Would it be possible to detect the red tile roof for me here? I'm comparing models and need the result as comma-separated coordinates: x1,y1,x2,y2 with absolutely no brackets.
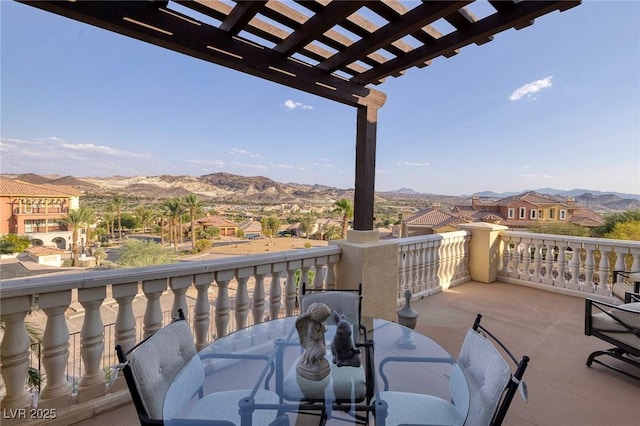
0,177,80,197
195,215,238,227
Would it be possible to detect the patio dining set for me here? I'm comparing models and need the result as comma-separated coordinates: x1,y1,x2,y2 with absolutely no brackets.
115,285,534,426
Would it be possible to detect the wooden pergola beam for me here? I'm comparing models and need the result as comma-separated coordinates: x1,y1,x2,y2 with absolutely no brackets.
318,1,471,73
219,1,267,35
21,0,385,109
353,0,580,85
274,1,367,56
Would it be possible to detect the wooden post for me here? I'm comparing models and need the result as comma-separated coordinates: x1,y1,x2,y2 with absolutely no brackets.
354,105,378,231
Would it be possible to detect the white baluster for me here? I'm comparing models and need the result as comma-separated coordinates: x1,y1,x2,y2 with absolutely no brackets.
427,242,437,290
510,237,522,279
39,291,72,407
531,240,542,282
194,272,214,351
284,261,300,316
500,237,511,278
142,278,166,338
170,275,191,321
597,245,612,296
113,282,138,355
325,254,339,289
77,287,106,403
0,296,32,410
214,270,233,338
313,256,326,289
541,241,555,286
270,264,285,319
567,245,581,290
556,244,567,288
235,267,252,329
252,265,268,323
583,244,596,293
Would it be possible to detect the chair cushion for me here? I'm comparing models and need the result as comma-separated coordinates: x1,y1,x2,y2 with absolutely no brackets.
377,391,465,426
612,282,635,300
128,320,199,419
592,311,640,350
457,329,511,425
301,292,360,333
177,389,281,425
611,302,640,329
283,353,366,401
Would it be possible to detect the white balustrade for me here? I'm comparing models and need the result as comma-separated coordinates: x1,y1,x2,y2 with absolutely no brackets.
499,231,640,302
396,231,471,301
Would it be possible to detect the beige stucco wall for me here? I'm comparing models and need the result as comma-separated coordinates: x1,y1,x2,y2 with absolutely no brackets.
457,222,507,283
331,230,398,322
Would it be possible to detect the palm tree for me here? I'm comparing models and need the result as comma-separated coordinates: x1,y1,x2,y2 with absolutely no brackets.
322,224,342,240
299,214,315,239
62,207,90,266
82,207,96,252
102,204,116,238
112,196,124,240
333,198,354,239
182,194,203,251
161,198,184,251
135,206,154,233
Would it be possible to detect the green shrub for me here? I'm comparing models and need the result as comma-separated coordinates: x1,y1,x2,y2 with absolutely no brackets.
0,234,31,254
194,239,212,253
116,239,178,267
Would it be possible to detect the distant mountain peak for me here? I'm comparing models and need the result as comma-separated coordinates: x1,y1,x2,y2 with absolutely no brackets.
389,187,419,195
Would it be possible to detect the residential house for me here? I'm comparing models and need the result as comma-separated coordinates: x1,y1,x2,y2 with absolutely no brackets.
452,193,603,229
398,203,468,237
0,177,80,249
239,219,263,239
195,215,239,236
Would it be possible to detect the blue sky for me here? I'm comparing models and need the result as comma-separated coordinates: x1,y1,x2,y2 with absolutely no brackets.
1,1,639,196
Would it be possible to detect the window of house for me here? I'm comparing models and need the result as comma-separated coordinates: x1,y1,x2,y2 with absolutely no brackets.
530,209,537,219
550,209,555,219
519,207,526,219
538,210,544,219
560,210,567,220
508,208,515,219
24,200,32,213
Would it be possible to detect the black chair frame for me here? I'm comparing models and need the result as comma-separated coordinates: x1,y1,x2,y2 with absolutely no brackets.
585,293,640,381
116,309,276,426
472,314,530,426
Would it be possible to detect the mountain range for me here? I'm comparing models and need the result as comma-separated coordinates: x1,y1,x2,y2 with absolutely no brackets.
3,173,639,213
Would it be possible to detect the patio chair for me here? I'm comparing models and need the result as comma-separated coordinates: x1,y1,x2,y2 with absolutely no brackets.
376,314,530,426
115,309,287,426
611,270,640,301
585,292,640,380
279,282,374,423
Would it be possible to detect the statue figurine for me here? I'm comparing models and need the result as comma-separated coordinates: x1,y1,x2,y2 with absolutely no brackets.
295,302,332,381
330,311,361,367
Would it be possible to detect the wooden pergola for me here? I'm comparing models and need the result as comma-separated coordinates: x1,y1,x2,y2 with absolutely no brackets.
19,0,580,231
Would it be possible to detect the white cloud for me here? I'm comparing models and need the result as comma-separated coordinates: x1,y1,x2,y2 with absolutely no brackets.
284,99,313,110
60,142,150,158
188,159,226,168
509,76,553,101
518,173,554,179
229,148,261,158
398,161,430,167
313,162,335,168
275,164,306,170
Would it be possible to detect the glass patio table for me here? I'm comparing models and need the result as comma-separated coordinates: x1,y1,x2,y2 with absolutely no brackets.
162,316,469,425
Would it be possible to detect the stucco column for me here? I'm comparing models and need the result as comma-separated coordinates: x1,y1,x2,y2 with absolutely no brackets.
457,223,508,283
331,230,398,322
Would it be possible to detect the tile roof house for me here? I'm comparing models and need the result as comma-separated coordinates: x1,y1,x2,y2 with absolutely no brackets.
0,177,80,248
452,192,604,229
195,215,239,236
399,203,468,237
239,219,263,239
